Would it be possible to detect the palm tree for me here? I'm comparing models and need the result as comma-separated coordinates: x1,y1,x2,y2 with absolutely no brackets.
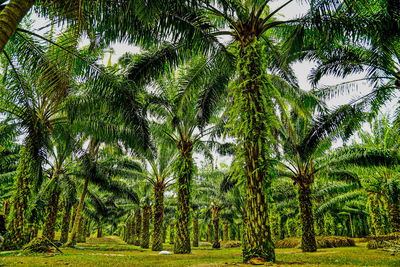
0,26,80,249
133,141,176,251
346,115,400,233
276,102,366,251
197,165,235,249
66,143,142,246
145,56,231,254
42,124,80,241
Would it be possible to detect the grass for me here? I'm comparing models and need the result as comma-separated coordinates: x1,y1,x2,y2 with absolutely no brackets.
0,237,399,266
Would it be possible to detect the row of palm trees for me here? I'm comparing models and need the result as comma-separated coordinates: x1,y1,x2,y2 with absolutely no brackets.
0,0,398,263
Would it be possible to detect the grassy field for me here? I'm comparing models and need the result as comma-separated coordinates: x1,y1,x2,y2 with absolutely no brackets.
0,236,399,267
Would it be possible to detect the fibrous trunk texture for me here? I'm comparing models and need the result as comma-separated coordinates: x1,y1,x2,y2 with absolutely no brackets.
60,204,72,243
3,149,31,250
212,218,220,249
298,185,317,252
127,215,136,244
223,222,229,241
388,202,400,232
368,194,385,235
152,182,165,251
76,216,85,242
42,180,61,241
141,205,151,249
0,0,35,53
208,223,213,243
211,205,222,249
174,140,193,254
135,210,141,246
193,217,199,247
234,42,275,262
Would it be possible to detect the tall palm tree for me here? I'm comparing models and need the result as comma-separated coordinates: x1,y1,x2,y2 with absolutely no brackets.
0,26,80,249
133,141,176,251
147,56,232,254
276,101,366,251
65,143,142,246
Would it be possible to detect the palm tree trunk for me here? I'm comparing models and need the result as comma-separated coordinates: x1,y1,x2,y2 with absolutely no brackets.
3,200,10,217
135,210,141,246
3,149,31,250
70,204,77,232
97,225,102,238
174,140,194,254
77,217,87,243
233,41,275,263
223,222,229,241
169,222,174,244
387,202,400,232
60,204,72,243
212,217,220,249
193,217,199,247
42,179,61,241
66,174,89,246
368,193,385,235
141,205,151,249
152,182,165,251
298,185,317,252
208,223,213,243
0,0,35,53
127,215,136,244
76,216,84,242
163,225,167,243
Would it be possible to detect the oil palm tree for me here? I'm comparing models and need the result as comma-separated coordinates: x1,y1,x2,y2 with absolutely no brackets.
61,141,140,246
0,25,81,249
133,141,176,251
147,56,232,254
345,115,400,233
275,100,368,251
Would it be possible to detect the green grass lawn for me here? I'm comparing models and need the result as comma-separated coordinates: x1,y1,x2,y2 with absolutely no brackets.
0,237,399,267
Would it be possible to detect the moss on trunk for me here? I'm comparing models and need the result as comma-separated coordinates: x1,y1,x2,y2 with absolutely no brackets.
208,223,213,243
42,179,61,241
174,139,193,254
193,217,199,247
387,202,400,232
60,204,71,243
211,204,222,249
141,205,151,249
223,222,229,242
298,185,317,252
152,181,165,251
3,148,31,250
229,41,275,262
135,210,141,246
127,214,136,245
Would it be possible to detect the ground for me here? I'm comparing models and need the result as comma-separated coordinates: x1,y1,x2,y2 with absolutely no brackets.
0,236,399,267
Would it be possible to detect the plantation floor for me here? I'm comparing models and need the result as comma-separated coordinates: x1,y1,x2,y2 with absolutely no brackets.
0,236,399,267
